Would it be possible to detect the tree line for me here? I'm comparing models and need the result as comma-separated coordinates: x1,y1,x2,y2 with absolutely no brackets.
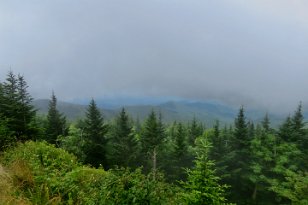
0,71,307,204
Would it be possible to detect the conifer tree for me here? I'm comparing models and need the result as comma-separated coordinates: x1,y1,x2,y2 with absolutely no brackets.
45,92,68,145
188,117,203,146
278,115,293,143
0,71,37,141
180,137,229,204
109,108,137,168
209,120,222,161
291,103,306,153
141,110,165,177
228,106,253,204
83,98,108,168
174,122,187,159
262,113,271,133
249,124,278,204
172,122,189,180
290,103,307,170
209,120,230,178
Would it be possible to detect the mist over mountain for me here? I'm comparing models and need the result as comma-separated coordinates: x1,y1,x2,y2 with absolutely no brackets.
33,97,296,127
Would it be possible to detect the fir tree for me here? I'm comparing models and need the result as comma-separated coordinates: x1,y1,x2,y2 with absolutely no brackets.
172,122,189,180
228,106,252,204
290,103,307,170
109,108,137,168
0,71,37,141
180,137,229,204
209,120,229,177
141,110,165,177
262,113,271,133
45,92,68,145
249,125,278,204
278,115,293,143
174,122,187,159
83,98,108,168
188,117,203,146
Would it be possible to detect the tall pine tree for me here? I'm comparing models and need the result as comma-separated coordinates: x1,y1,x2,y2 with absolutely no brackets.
141,110,165,177
180,137,229,204
228,106,253,204
45,92,68,145
108,108,137,168
0,71,37,142
83,98,108,168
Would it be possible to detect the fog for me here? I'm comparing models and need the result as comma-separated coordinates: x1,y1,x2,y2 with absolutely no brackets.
1,0,308,111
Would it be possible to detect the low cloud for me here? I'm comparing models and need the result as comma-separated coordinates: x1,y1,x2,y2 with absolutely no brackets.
0,0,307,112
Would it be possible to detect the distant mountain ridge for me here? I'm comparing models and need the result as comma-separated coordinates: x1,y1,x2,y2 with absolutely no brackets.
32,99,292,127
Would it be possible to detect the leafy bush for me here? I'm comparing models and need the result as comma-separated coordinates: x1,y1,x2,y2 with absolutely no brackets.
1,141,79,203
0,141,178,204
99,168,178,205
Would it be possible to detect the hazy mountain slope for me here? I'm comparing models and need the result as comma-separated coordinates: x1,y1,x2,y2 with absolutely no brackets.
33,99,288,127
33,99,115,120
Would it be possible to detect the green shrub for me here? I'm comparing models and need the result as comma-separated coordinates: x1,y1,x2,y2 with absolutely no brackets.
1,141,79,203
98,168,178,205
61,167,108,204
1,141,178,204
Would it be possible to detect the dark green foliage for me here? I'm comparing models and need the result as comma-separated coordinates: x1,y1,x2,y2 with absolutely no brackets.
0,117,15,151
249,125,278,204
188,117,204,146
108,108,138,168
82,99,108,168
179,137,229,204
233,106,249,150
278,115,293,142
0,71,38,147
168,122,190,181
290,103,307,170
227,106,253,204
262,113,271,132
140,110,165,173
209,120,223,161
45,92,68,145
173,122,187,159
209,121,232,179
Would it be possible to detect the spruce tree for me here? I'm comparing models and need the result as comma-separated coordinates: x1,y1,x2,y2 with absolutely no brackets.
141,110,165,177
180,137,229,204
0,71,37,141
290,103,307,170
174,122,187,159
278,115,293,143
249,124,278,204
45,92,68,145
291,103,306,151
83,98,108,168
109,108,137,168
172,122,188,180
209,120,230,178
209,120,223,161
262,113,271,133
228,106,253,204
188,117,203,146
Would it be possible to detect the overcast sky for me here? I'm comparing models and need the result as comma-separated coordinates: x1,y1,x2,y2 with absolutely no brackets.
1,0,308,111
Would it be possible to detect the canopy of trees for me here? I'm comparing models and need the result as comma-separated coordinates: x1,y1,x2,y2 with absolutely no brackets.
0,71,307,204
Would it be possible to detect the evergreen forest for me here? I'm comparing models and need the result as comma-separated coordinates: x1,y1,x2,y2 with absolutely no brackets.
0,71,307,204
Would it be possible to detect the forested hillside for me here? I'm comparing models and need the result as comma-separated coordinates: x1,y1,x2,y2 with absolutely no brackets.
1,72,307,204
33,97,289,128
